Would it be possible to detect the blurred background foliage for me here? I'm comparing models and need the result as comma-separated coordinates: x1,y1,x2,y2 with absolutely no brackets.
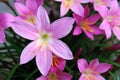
0,0,120,80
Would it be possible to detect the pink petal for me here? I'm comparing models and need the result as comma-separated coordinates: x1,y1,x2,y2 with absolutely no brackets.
20,41,38,64
36,0,44,6
100,20,111,39
60,1,70,16
36,48,52,76
109,0,118,14
73,26,82,35
112,26,120,40
12,21,38,40
87,14,101,24
92,26,104,35
84,31,94,40
94,4,108,18
95,63,111,73
14,2,30,16
57,59,66,71
36,76,47,80
79,74,86,80
25,0,37,15
49,39,73,60
57,71,73,80
78,59,88,73
36,6,50,32
0,13,14,28
73,13,83,24
71,3,84,17
95,75,105,80
79,0,91,3
88,59,99,70
0,27,5,43
84,5,90,18
51,17,74,38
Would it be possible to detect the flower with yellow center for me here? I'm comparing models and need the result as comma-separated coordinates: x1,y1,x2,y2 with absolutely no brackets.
73,5,103,40
78,59,112,80
55,0,90,16
12,6,74,76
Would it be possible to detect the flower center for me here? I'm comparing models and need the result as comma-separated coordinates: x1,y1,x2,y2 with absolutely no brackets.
81,19,94,32
64,0,72,8
36,33,51,50
106,15,117,23
27,16,36,23
48,73,57,80
41,33,51,45
84,68,99,76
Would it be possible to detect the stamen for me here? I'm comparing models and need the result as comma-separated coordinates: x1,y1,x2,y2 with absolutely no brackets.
81,19,94,32
51,55,60,67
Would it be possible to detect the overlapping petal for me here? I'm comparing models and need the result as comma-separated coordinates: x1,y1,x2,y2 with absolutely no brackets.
87,14,101,24
89,59,99,69
73,13,83,24
12,21,38,40
15,2,30,16
49,39,73,60
79,74,86,80
78,59,88,73
112,26,120,40
100,20,111,39
25,0,37,15
71,3,84,17
84,5,90,18
20,41,38,64
36,48,52,76
73,26,82,35
84,31,94,40
92,26,104,35
60,2,70,17
57,71,73,80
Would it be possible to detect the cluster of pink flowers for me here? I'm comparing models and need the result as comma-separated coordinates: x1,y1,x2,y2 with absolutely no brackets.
1,0,119,79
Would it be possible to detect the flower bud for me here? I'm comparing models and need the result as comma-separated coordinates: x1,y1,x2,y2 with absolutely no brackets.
109,44,120,51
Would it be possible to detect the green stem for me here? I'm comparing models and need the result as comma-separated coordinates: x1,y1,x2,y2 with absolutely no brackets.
6,64,19,80
25,69,38,80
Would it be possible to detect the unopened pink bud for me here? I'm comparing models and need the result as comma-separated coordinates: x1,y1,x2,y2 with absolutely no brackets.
109,44,120,51
75,48,82,58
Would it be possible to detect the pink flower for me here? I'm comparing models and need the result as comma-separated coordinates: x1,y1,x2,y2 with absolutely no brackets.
12,6,74,75
51,54,66,71
100,0,120,40
36,69,72,80
78,58,112,80
16,0,44,5
0,13,14,43
91,0,111,16
55,0,91,17
14,0,44,24
73,5,103,40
